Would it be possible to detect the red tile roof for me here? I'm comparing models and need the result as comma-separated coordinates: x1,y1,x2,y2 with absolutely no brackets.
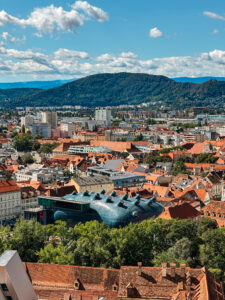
0,180,20,193
24,262,224,300
159,202,201,220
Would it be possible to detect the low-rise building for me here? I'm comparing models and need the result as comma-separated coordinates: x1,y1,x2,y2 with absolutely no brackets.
87,166,146,188
71,176,114,193
38,190,163,227
15,164,65,184
0,180,21,226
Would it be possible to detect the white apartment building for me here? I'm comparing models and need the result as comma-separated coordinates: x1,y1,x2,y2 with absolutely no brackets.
0,180,21,226
15,164,65,184
41,111,58,129
21,115,34,128
61,122,76,137
95,109,112,126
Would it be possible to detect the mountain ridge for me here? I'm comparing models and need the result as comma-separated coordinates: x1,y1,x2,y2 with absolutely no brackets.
1,72,225,109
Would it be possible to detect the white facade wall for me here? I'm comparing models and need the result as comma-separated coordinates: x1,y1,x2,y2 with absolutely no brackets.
95,109,111,126
0,191,21,225
21,115,34,128
41,111,58,129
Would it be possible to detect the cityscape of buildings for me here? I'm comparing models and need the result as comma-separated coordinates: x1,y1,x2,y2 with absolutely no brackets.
0,104,224,299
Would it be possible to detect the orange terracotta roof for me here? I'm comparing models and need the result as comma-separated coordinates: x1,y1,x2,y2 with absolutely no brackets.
202,200,225,215
0,180,20,193
90,140,139,152
195,189,207,202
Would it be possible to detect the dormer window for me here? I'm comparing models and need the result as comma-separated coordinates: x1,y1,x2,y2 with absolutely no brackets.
112,283,118,291
74,279,80,290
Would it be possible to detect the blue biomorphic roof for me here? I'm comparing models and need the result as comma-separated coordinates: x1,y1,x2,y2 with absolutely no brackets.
62,190,164,227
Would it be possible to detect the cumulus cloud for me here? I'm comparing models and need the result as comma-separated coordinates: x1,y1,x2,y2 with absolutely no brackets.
1,32,26,44
149,27,163,38
72,1,108,22
54,48,89,60
0,1,108,35
203,11,225,21
0,46,225,79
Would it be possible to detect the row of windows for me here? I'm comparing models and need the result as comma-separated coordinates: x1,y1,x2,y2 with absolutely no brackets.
205,211,225,218
0,202,20,208
0,193,20,202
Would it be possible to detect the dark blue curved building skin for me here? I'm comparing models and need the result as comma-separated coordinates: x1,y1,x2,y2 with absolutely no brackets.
38,190,164,227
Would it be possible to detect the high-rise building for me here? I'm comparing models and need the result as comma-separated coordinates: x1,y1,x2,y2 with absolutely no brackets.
21,115,34,128
41,111,57,129
95,109,111,126
28,123,51,138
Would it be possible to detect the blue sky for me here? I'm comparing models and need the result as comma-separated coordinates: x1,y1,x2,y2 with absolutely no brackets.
0,0,224,81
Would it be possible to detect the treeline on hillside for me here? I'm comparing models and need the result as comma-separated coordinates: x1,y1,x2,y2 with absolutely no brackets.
0,218,224,285
1,73,225,108
0,88,42,102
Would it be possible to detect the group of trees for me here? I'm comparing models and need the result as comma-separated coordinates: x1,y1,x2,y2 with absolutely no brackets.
171,122,202,129
13,134,59,154
0,217,224,286
144,155,172,166
38,142,59,154
144,151,218,175
159,146,185,154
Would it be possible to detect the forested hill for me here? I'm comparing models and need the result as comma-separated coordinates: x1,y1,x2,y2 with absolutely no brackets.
1,72,225,108
0,88,42,104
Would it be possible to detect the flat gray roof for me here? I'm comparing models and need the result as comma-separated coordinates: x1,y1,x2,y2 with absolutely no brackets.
0,250,17,267
73,176,113,186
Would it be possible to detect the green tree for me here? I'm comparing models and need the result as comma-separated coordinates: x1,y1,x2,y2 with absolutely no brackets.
39,142,59,153
22,153,35,164
171,159,187,176
167,237,194,266
34,134,43,139
134,133,143,141
21,124,25,134
195,153,218,164
14,134,33,152
38,244,74,265
32,140,41,151
9,218,51,262
0,226,11,255
197,217,218,236
200,228,225,271
72,221,112,267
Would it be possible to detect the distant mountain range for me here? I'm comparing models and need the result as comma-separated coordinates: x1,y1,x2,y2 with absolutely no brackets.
0,79,73,90
0,76,224,89
172,77,225,83
0,73,225,109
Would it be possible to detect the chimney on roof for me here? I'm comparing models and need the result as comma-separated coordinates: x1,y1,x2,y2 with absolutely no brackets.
180,263,186,278
138,262,142,276
170,263,176,278
186,270,191,297
162,262,167,278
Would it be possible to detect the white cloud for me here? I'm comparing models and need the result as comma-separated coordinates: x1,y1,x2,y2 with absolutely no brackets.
0,1,108,36
1,32,26,44
54,48,89,60
149,27,163,38
212,29,219,34
0,46,225,79
203,11,225,21
72,1,108,22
